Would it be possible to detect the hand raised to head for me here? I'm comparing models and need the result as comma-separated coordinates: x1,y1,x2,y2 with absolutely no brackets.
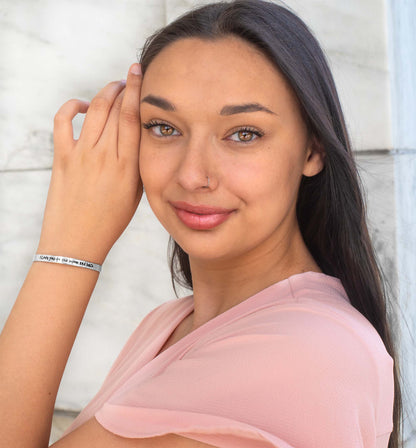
37,63,143,264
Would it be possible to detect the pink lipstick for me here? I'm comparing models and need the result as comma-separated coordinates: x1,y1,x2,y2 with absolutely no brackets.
170,201,235,230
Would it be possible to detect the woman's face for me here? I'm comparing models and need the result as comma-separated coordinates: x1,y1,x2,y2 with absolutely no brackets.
139,36,323,263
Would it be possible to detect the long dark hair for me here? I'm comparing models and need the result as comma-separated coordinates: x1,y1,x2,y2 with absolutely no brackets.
139,1,402,445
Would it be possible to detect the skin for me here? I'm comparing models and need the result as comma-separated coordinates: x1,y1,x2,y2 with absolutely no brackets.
0,36,324,447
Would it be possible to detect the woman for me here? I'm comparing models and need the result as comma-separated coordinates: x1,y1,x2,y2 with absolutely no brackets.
0,0,401,447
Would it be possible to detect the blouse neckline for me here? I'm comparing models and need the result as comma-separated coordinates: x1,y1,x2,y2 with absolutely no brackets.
152,270,346,361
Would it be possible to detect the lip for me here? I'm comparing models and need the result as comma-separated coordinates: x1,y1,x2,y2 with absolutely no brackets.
170,201,235,230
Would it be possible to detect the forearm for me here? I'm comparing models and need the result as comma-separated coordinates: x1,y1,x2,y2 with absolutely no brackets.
0,260,100,448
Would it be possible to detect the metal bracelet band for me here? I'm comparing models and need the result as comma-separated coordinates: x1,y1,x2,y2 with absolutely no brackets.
33,254,102,272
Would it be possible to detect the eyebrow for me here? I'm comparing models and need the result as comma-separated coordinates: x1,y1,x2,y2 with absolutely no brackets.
141,94,277,116
141,95,176,111
220,103,276,116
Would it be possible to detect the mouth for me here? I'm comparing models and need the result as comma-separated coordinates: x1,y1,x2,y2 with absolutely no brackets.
170,201,235,230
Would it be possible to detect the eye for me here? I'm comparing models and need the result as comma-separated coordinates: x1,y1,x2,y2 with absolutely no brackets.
142,120,181,137
227,127,263,143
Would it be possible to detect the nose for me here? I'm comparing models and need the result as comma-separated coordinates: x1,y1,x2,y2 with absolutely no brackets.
175,134,218,192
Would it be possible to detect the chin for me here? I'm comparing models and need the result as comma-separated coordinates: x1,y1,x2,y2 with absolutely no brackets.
174,236,246,264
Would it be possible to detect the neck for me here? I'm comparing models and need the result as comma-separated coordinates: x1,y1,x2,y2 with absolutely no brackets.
187,224,321,331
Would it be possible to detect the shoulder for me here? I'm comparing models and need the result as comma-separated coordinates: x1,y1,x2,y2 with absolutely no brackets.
177,277,394,443
191,273,392,373
182,275,394,440
190,293,392,383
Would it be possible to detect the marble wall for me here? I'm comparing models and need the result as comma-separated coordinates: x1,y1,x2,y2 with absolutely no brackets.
0,0,414,444
387,0,416,443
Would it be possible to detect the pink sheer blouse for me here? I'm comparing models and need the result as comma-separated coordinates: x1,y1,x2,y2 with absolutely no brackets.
63,272,394,447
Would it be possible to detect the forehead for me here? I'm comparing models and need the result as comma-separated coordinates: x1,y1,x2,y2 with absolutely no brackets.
141,36,296,113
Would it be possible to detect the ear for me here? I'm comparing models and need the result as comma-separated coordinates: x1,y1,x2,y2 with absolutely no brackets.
302,135,325,177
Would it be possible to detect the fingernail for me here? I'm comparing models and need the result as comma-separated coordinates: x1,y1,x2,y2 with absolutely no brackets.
130,63,142,76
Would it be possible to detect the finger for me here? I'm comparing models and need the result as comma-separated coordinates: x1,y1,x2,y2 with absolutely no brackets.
78,80,126,148
118,63,142,163
53,99,90,153
96,86,126,155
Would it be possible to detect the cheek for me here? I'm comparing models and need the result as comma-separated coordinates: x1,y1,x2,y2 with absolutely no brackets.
139,141,171,193
229,149,302,208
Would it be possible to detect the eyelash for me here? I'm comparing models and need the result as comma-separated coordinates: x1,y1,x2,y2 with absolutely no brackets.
142,120,181,137
142,120,264,143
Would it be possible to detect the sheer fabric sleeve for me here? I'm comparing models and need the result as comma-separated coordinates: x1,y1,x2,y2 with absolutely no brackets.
95,306,394,448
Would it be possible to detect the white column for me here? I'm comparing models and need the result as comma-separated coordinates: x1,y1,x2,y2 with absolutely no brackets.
387,0,416,445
